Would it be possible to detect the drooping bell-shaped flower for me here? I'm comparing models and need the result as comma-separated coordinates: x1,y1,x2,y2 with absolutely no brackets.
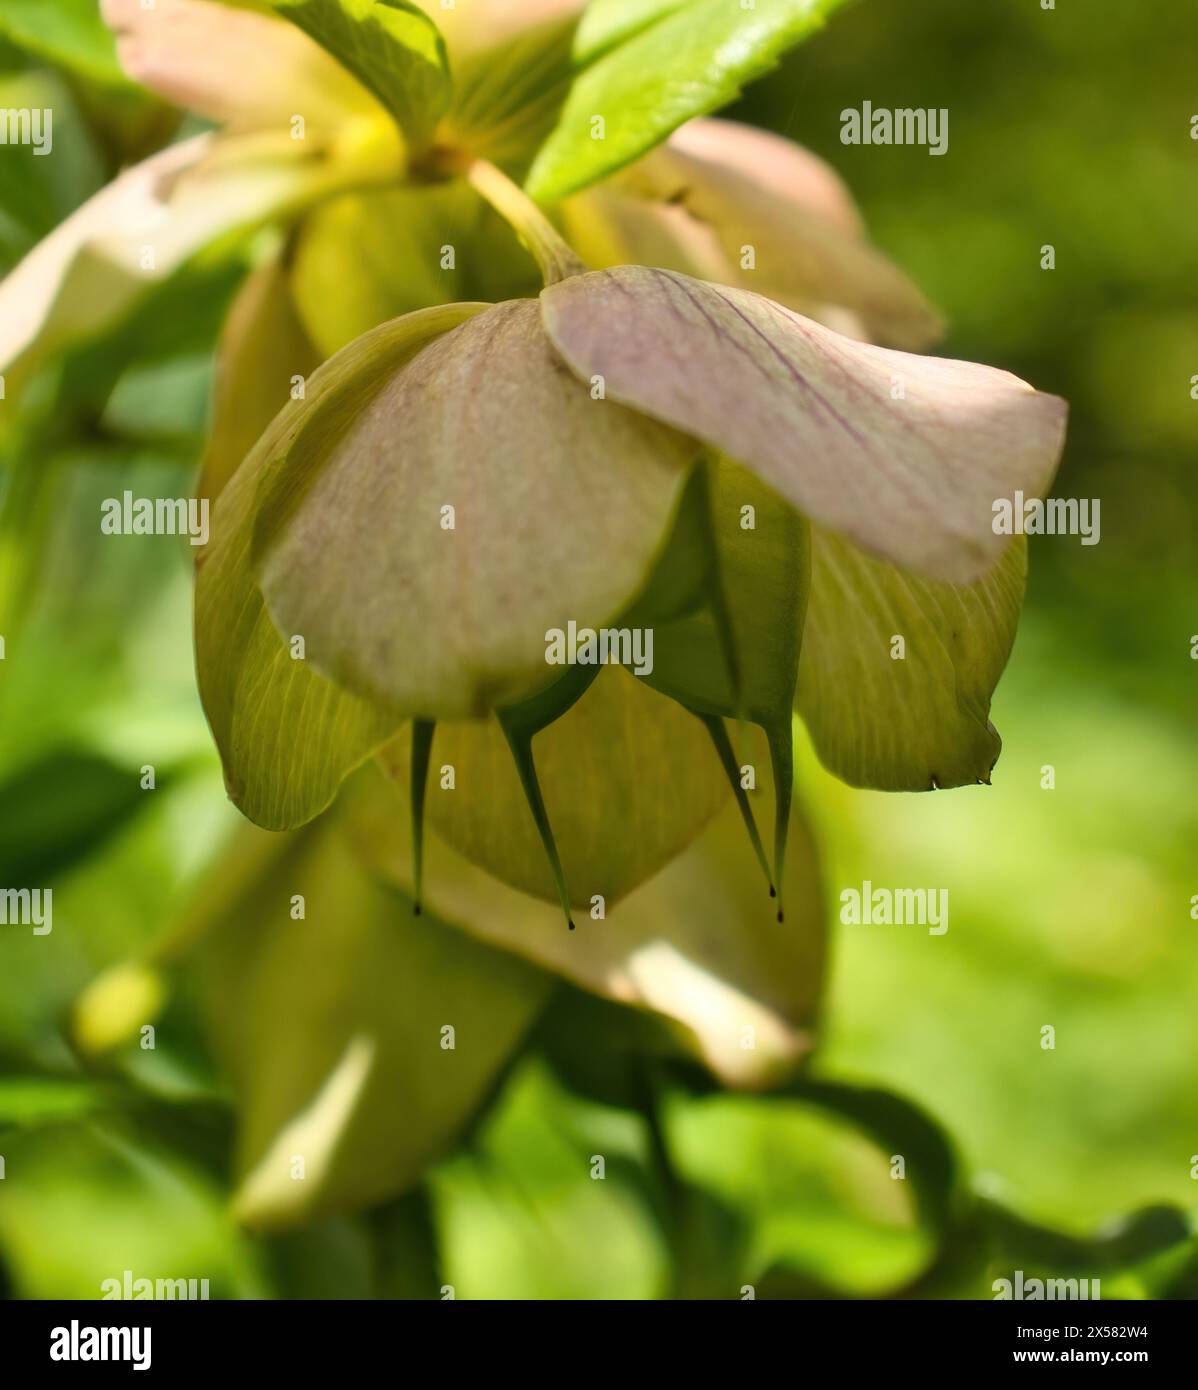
195,160,1067,930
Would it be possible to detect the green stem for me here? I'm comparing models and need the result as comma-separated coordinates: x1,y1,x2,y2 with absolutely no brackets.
464,158,587,287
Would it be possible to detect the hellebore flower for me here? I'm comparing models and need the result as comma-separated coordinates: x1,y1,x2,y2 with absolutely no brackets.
27,0,1071,1223
0,0,1068,946
195,159,1067,937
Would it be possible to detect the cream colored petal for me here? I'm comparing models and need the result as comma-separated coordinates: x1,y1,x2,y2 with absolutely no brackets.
0,134,208,374
0,131,372,378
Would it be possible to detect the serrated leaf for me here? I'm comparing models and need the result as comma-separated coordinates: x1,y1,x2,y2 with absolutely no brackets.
524,0,849,202
196,305,483,829
270,0,450,149
797,530,1027,790
196,817,549,1232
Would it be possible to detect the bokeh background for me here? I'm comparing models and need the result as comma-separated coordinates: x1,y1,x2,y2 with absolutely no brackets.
0,0,1195,1298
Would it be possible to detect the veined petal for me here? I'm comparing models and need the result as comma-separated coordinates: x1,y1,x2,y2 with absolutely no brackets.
196,816,550,1230
195,305,485,829
558,183,733,285
254,297,697,718
102,0,379,130
662,117,865,236
798,530,1026,790
541,267,1068,584
618,117,943,349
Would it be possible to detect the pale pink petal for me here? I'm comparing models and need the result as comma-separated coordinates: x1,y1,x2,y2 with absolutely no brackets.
102,0,376,130
255,298,696,718
662,117,865,236
618,117,944,349
542,266,1068,585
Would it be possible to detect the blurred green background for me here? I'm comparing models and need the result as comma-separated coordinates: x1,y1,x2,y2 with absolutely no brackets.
0,0,1195,1299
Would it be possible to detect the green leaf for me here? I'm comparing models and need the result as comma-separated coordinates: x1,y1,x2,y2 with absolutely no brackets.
665,1085,939,1296
0,749,148,885
572,0,690,61
430,1058,668,1298
270,0,450,149
354,717,825,1088
196,813,550,1231
0,0,129,88
196,305,483,829
0,1117,264,1298
797,531,1026,790
0,1077,108,1127
525,0,850,202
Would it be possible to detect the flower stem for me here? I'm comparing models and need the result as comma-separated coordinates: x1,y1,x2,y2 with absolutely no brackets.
464,158,587,287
